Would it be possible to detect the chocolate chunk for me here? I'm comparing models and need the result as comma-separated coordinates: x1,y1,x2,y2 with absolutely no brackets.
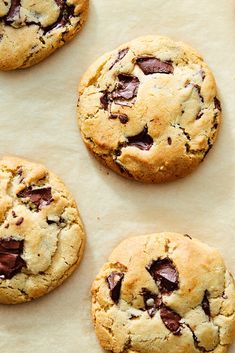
4,0,20,24
200,69,206,81
4,223,9,229
194,84,204,103
16,167,24,183
112,74,140,102
107,272,124,303
12,210,17,218
185,143,190,153
202,290,210,317
184,234,192,240
167,137,172,145
142,288,162,318
196,111,203,120
136,57,174,75
127,126,153,151
160,306,182,335
0,238,26,279
16,167,23,176
16,217,24,226
100,91,109,110
214,97,221,111
109,114,129,124
110,48,129,70
44,1,75,32
17,186,53,210
146,258,179,294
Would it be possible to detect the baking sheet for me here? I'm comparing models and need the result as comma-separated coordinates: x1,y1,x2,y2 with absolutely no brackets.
0,0,235,352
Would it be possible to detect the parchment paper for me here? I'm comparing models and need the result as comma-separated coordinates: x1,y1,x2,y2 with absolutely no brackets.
0,0,235,352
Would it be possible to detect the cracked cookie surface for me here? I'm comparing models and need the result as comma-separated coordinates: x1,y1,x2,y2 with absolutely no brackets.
0,156,85,304
0,0,89,70
92,232,235,353
78,35,222,183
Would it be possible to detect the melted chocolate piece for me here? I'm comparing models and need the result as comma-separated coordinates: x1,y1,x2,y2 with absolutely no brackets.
214,97,221,111
160,306,182,335
136,57,174,75
127,126,153,151
194,84,204,103
146,258,179,294
142,288,162,318
0,238,26,279
100,91,109,110
17,186,53,210
109,114,129,124
16,217,24,226
44,1,75,32
110,48,129,70
4,0,21,24
112,74,140,102
107,272,124,303
202,290,210,317
184,234,192,240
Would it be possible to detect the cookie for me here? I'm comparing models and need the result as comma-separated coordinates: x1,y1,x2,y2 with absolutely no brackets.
0,0,89,70
0,156,85,304
78,35,222,183
92,232,235,353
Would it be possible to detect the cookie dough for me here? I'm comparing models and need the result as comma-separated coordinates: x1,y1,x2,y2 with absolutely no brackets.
92,232,235,353
0,156,85,304
78,35,222,183
0,0,89,70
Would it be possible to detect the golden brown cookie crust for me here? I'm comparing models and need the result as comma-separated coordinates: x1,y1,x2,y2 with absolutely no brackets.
0,0,89,70
0,156,85,304
92,232,235,353
78,35,222,183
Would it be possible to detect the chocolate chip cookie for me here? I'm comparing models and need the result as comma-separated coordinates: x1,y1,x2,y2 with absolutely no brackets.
78,35,222,183
0,156,85,304
92,232,235,353
0,0,89,70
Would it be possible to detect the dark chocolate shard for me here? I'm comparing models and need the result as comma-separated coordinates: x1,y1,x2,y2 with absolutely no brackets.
214,97,221,111
127,126,153,151
112,74,140,102
146,258,179,294
17,186,53,210
142,288,162,318
136,57,174,75
110,48,129,70
202,290,210,317
109,114,129,124
107,272,124,303
4,0,21,24
184,234,192,240
100,91,109,110
160,306,182,335
0,238,26,279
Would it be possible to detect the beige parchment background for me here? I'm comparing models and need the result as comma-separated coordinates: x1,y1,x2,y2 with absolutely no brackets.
0,0,235,352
